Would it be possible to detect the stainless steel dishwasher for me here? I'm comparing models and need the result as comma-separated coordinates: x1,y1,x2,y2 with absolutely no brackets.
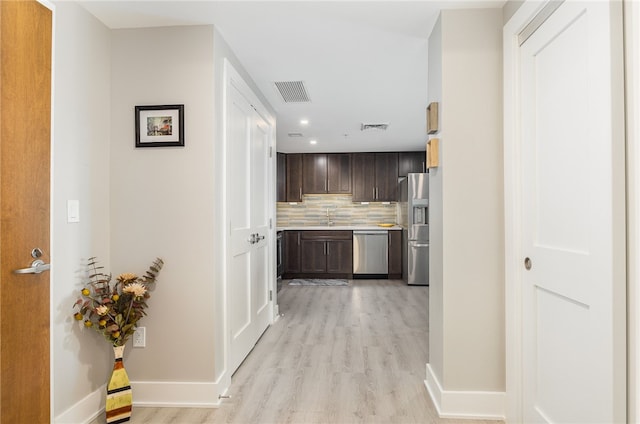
353,230,388,276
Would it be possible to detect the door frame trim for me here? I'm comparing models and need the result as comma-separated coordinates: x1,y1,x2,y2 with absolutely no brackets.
36,0,55,422
503,4,546,421
624,0,640,420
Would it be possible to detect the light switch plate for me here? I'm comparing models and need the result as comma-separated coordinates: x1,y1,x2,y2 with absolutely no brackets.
67,200,80,223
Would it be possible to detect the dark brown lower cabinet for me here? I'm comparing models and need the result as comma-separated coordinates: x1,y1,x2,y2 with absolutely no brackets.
326,240,352,274
300,240,327,273
388,230,402,279
285,230,353,279
283,231,301,275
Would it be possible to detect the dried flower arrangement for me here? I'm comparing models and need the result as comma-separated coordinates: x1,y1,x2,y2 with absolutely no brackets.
72,257,164,346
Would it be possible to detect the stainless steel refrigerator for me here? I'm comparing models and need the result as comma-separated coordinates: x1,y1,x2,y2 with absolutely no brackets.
398,173,429,285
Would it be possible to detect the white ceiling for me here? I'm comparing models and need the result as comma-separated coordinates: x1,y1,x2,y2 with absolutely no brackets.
78,1,504,153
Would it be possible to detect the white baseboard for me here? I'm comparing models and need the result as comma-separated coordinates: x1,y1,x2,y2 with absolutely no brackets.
54,384,105,424
131,380,222,407
54,380,225,423
425,363,506,420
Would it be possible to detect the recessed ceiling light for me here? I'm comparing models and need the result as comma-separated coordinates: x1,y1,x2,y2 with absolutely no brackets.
300,119,309,125
309,140,317,145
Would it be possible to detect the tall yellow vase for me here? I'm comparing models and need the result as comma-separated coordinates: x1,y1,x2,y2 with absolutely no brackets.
106,345,132,423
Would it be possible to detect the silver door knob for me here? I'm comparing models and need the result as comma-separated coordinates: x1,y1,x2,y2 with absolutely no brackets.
14,259,51,274
524,257,532,270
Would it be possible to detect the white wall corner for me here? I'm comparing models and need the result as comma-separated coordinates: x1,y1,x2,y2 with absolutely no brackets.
425,364,506,420
130,380,223,408
54,384,105,424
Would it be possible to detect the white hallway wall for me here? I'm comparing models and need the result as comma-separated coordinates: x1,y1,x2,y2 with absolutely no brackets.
110,24,218,386
426,8,505,419
52,1,112,420
54,8,275,420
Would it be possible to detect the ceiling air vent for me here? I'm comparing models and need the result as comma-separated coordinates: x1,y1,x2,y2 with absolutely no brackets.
274,81,311,103
288,132,304,137
361,123,389,131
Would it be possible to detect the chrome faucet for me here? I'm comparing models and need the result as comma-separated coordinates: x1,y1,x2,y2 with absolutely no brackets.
326,208,334,226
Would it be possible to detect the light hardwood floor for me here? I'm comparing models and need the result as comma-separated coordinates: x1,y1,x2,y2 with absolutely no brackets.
91,280,501,424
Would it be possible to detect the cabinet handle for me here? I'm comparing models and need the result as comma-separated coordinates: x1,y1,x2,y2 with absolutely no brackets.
324,179,327,191
324,242,327,255
376,187,379,199
299,187,302,200
297,233,300,246
373,187,376,199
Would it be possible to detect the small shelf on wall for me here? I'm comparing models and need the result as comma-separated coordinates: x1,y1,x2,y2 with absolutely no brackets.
427,138,439,169
426,102,439,134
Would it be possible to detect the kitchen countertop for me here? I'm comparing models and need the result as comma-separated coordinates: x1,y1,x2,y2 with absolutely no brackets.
277,225,402,231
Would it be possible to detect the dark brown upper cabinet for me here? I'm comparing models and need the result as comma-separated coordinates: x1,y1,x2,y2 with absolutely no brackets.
302,153,351,194
398,151,426,177
286,153,303,202
302,154,327,193
277,152,286,202
352,153,376,202
327,154,352,193
352,152,398,202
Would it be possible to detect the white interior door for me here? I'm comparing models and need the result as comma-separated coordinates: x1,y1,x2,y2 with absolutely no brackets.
226,72,272,375
250,108,272,342
518,2,625,422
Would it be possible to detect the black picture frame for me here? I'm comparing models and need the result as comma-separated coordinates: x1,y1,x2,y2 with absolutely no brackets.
135,104,184,148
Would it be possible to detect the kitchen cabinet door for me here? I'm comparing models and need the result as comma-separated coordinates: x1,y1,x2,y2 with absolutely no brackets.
388,230,402,279
283,231,301,275
398,151,426,177
352,153,398,201
286,153,303,202
303,153,351,194
327,153,351,194
300,240,327,273
352,153,376,202
302,153,327,194
277,152,286,202
326,240,353,274
375,152,398,201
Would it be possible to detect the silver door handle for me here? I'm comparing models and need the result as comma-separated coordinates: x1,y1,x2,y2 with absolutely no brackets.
14,259,51,274
248,233,265,244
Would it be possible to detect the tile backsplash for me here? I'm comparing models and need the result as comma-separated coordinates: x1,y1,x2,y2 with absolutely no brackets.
277,194,397,227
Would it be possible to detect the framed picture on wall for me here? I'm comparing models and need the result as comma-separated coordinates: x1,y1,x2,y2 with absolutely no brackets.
135,104,184,147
